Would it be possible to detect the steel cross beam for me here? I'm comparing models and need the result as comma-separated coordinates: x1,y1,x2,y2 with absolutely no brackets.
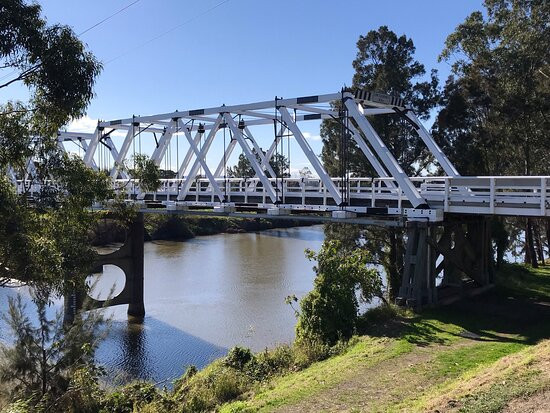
278,107,343,205
110,125,136,178
182,128,225,201
224,113,279,203
344,96,427,208
177,115,223,201
243,126,277,178
83,127,100,168
176,125,202,178
150,122,176,167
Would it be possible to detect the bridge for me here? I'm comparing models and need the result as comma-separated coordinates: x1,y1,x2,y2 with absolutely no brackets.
15,89,549,316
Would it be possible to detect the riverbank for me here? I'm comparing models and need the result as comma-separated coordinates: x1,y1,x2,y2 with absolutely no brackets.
219,264,550,412
86,263,549,412
92,215,319,245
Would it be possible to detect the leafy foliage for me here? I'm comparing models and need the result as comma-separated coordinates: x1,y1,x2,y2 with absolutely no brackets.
227,152,289,178
295,240,383,346
0,294,106,409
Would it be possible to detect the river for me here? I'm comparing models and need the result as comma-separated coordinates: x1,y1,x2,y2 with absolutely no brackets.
0,225,324,385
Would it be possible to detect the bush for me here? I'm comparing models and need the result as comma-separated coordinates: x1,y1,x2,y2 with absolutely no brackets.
101,382,160,413
295,240,383,346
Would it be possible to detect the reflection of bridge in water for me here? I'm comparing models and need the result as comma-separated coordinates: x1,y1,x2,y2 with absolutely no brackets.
18,90,547,315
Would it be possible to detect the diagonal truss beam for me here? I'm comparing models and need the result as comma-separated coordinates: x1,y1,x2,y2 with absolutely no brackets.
150,121,176,167
278,107,343,205
243,126,277,178
177,115,223,201
344,97,427,208
224,113,279,203
110,124,135,178
182,128,225,201
176,125,202,179
404,111,459,177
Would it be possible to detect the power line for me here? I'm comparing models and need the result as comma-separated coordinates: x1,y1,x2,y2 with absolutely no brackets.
105,0,231,65
78,0,141,36
0,0,141,83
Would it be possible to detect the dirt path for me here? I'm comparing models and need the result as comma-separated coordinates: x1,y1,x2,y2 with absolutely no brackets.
275,340,472,413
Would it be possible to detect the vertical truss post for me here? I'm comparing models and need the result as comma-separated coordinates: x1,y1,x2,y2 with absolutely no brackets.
278,107,343,205
344,97,427,208
110,124,136,178
265,125,284,163
177,115,223,201
404,111,459,177
224,113,279,203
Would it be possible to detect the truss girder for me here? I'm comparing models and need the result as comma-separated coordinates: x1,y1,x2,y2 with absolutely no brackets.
344,97,427,208
54,90,466,209
278,106,343,205
177,115,223,201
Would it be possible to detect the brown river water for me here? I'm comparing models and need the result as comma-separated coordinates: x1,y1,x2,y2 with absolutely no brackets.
1,226,324,384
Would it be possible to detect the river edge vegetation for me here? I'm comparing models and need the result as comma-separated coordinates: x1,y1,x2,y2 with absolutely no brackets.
2,263,547,412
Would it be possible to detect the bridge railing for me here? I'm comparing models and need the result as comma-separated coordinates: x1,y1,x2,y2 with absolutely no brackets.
15,176,549,217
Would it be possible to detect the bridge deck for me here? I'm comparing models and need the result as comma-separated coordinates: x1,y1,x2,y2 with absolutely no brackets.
18,175,549,223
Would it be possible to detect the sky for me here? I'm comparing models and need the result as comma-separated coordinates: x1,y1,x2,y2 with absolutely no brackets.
2,0,484,175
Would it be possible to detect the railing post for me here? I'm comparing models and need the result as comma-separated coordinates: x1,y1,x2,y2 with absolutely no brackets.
444,178,449,212
541,177,547,216
489,177,495,214
371,179,376,207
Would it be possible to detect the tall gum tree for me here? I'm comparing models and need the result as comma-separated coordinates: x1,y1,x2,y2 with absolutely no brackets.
0,0,111,293
434,0,550,267
321,26,439,300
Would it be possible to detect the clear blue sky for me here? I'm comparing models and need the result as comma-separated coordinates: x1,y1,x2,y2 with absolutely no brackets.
4,0,485,174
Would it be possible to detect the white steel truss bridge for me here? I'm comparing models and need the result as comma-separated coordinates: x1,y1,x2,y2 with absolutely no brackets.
19,89,545,224
22,88,546,311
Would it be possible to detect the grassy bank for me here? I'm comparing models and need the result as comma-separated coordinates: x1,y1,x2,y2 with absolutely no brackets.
3,264,549,412
217,264,550,412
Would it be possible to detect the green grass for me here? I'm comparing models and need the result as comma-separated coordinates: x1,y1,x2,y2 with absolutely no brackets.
220,264,550,412
496,263,550,299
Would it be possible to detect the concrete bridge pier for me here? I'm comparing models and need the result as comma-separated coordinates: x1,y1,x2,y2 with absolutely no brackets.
64,213,145,323
397,216,493,310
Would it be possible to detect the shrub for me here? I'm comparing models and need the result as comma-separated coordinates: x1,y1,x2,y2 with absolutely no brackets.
295,240,383,346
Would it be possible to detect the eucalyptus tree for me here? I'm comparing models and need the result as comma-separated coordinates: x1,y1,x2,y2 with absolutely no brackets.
0,0,109,292
321,26,440,299
434,0,550,266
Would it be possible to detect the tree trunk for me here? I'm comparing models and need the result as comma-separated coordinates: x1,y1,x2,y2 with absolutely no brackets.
526,218,539,268
387,228,403,301
533,221,545,265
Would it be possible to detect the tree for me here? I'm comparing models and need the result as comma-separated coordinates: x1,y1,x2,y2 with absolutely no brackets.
0,294,106,408
321,26,440,299
227,152,290,178
0,0,112,292
434,0,550,266
294,240,383,346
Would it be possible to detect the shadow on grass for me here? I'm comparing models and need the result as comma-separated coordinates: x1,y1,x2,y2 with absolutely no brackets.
357,263,550,347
